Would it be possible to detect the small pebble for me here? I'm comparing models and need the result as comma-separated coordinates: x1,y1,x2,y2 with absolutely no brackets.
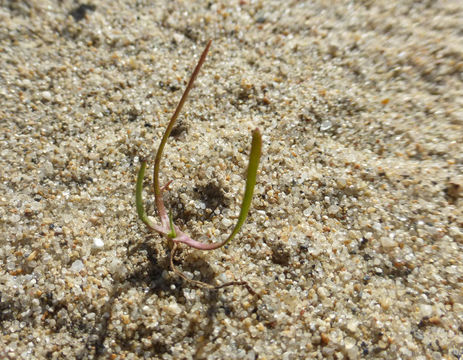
93,237,104,249
70,260,84,273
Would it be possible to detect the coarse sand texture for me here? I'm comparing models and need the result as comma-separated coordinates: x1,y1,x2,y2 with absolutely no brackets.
1,1,462,359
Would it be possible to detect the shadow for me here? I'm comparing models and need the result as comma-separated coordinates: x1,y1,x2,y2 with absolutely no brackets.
77,237,229,359
193,291,221,359
173,181,230,226
124,241,175,293
77,240,179,359
192,291,256,360
173,246,218,285
77,282,123,360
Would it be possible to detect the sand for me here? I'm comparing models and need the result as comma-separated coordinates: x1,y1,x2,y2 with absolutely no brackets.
1,1,462,359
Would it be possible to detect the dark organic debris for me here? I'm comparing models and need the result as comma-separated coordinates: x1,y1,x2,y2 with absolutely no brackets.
70,4,96,22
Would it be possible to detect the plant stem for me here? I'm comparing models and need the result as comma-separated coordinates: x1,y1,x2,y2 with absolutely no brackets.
153,40,212,227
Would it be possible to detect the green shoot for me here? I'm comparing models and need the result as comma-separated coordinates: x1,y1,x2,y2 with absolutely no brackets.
135,40,262,292
167,210,177,239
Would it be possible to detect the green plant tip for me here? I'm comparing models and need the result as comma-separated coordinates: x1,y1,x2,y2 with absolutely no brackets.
167,210,177,238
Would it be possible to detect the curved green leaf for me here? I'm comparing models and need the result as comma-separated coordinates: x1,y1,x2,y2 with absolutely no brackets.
221,128,262,246
136,160,157,230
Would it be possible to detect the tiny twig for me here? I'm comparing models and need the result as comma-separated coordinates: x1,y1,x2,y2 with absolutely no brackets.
161,180,173,192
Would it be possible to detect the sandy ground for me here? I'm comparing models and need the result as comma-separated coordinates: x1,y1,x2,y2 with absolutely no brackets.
1,1,462,359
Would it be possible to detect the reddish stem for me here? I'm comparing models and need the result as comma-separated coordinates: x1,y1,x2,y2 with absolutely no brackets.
153,40,212,227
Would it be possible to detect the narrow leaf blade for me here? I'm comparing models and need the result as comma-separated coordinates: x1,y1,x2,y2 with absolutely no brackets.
136,160,157,229
222,128,262,246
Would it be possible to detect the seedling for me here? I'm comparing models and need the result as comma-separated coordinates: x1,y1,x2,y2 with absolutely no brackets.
136,40,262,293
